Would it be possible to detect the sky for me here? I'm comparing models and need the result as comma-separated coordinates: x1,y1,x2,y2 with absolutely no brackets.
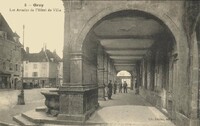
0,0,64,58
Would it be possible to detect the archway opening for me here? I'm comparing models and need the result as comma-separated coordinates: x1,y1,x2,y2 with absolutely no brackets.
117,70,132,88
81,10,177,116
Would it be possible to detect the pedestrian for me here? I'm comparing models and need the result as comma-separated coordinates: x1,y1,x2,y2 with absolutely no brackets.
119,82,122,93
123,81,128,93
113,81,117,94
135,79,139,95
107,80,113,99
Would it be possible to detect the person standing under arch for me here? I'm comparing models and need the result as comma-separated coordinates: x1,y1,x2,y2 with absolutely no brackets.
123,81,128,93
107,80,113,99
113,81,117,94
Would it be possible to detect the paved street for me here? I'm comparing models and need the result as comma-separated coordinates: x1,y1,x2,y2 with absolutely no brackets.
87,90,175,126
0,88,50,125
0,88,175,126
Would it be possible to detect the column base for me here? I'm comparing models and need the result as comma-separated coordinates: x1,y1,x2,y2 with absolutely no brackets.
98,85,106,101
57,103,99,122
58,85,99,122
98,97,106,101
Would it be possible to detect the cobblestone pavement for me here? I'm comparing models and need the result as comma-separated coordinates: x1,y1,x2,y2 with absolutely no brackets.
87,90,175,126
0,89,175,126
0,88,53,125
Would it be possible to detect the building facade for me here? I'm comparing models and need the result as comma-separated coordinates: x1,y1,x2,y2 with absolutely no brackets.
23,47,62,88
0,13,22,89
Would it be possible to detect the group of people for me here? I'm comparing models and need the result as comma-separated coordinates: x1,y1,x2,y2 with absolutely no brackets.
107,80,128,100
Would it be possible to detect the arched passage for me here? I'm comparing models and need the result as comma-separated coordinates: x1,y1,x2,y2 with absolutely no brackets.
61,2,190,124
79,9,177,120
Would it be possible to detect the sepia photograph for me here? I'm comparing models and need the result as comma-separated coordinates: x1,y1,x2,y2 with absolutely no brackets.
0,0,199,126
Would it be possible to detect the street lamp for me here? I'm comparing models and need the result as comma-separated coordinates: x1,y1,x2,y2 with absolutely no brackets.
17,63,25,105
17,25,25,105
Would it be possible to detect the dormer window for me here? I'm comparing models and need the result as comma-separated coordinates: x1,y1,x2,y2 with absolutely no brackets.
0,31,7,40
13,32,20,42
50,58,54,62
9,63,13,71
3,62,6,70
13,36,19,42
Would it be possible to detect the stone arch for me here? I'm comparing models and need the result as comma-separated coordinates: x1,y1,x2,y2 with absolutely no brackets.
77,6,184,103
117,71,131,77
76,4,182,53
117,70,132,89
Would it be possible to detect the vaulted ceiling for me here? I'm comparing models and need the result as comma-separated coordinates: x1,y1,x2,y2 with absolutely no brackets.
91,11,171,72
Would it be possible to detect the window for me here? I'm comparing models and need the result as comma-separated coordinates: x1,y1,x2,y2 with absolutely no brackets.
32,72,38,77
16,64,18,71
9,63,13,71
25,72,28,77
50,58,54,62
42,63,46,69
3,62,6,70
25,65,28,70
33,64,37,69
0,31,7,40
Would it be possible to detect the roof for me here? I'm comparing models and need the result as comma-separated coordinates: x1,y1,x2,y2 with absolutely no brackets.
13,32,20,37
0,13,16,41
45,49,62,62
23,49,62,62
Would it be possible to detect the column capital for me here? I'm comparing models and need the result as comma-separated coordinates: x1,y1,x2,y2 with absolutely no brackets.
70,52,83,61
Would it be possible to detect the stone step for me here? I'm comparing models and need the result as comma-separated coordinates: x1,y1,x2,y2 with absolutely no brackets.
35,106,46,112
13,115,38,126
14,113,172,126
0,121,16,126
19,110,87,125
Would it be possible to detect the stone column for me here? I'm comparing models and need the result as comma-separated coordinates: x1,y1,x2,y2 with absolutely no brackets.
135,62,140,94
62,8,71,84
107,58,111,82
111,61,116,82
104,53,108,97
104,52,108,85
58,52,99,122
113,66,117,81
97,45,106,100
130,74,134,90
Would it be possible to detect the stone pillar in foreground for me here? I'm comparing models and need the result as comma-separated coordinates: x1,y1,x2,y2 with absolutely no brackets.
58,52,99,122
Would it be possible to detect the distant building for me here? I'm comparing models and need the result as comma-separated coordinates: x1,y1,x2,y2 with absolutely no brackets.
23,47,62,88
0,13,22,89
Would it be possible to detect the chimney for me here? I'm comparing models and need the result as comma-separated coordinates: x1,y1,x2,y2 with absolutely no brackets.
53,49,56,54
13,32,20,42
26,47,29,54
43,43,47,51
